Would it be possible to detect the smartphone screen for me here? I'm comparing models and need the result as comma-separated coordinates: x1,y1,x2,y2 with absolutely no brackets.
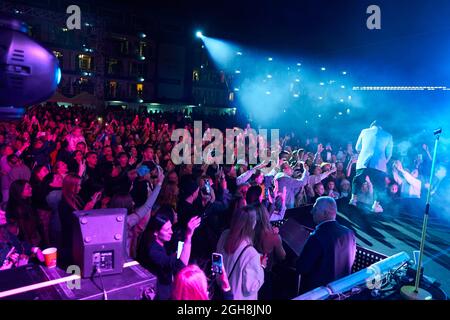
177,241,184,259
211,253,223,275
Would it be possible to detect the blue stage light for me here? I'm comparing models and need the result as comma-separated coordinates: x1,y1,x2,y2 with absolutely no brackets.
56,67,62,85
196,31,203,38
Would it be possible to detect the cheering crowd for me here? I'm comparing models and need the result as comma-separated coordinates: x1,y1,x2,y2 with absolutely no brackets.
0,103,436,300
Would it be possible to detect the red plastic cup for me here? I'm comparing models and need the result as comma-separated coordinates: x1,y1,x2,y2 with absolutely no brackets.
42,248,57,268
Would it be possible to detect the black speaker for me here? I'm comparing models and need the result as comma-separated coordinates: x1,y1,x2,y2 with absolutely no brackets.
279,219,311,258
72,208,127,278
285,205,315,229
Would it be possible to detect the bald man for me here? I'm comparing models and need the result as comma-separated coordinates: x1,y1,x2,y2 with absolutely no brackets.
296,197,356,294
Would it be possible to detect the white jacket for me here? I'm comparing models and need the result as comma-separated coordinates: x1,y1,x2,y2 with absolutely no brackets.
355,126,393,173
217,230,264,300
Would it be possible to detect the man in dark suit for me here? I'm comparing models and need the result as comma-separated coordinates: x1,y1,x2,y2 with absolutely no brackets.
296,197,356,294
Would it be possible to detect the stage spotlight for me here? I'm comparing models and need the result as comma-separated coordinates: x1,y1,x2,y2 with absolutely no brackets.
0,16,61,107
268,57,273,61
342,71,347,75
321,67,326,71
196,31,203,38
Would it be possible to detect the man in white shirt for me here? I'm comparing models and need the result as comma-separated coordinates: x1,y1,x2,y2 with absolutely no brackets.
350,121,393,213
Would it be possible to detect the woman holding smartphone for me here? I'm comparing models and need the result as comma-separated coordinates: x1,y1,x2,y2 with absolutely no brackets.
216,206,266,300
137,211,201,300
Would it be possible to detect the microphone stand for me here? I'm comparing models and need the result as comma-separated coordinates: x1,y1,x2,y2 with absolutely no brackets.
400,128,442,300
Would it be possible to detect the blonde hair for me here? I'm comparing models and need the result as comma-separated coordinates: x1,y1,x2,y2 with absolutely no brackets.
172,265,209,300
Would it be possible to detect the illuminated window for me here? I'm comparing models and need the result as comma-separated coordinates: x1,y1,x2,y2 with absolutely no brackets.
109,81,117,97
78,54,92,71
193,70,200,81
137,83,144,96
229,92,234,102
53,51,63,67
53,51,63,58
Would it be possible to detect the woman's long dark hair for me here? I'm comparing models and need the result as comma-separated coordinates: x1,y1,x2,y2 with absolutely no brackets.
109,193,134,215
6,180,37,244
6,180,32,221
136,212,172,263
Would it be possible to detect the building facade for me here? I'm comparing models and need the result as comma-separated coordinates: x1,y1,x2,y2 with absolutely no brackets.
1,0,234,112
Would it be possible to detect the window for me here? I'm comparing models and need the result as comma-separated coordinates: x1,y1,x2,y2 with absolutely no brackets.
78,54,92,71
109,81,118,98
137,83,143,96
130,62,145,77
107,59,119,75
139,42,147,56
193,70,200,82
120,40,129,54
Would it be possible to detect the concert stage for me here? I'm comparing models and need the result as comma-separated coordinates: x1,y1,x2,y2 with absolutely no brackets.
0,261,156,300
336,201,449,296
281,200,449,300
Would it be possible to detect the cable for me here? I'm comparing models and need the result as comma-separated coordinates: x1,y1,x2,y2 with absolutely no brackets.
92,266,108,300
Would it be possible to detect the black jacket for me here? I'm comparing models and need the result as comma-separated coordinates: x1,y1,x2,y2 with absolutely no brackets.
137,239,185,300
296,220,356,294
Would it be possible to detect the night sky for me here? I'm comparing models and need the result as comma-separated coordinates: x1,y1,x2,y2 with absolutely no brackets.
89,0,450,85
134,0,450,82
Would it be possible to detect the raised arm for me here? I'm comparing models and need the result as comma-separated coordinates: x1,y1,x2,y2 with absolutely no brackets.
386,135,393,162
